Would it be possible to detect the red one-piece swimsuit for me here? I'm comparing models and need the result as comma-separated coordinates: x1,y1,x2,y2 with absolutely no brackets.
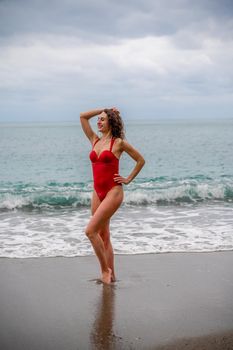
89,137,122,201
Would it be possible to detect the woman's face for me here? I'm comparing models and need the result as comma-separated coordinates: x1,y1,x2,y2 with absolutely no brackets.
97,112,110,134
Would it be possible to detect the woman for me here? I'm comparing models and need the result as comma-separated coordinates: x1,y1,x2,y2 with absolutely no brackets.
80,107,145,284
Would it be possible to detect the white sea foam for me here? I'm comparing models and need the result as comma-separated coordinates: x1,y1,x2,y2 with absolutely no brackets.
0,194,31,210
0,203,232,258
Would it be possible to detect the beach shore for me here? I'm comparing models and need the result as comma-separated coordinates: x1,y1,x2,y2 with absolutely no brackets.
0,251,233,349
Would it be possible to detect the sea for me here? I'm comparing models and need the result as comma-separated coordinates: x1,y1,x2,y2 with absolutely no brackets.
0,119,233,258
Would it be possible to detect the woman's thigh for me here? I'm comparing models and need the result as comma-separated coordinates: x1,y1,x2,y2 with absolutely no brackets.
87,186,123,233
91,189,101,216
91,189,110,236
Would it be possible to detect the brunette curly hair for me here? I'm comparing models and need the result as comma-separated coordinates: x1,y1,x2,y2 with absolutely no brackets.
104,108,125,139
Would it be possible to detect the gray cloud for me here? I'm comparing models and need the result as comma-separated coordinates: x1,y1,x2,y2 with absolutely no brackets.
0,0,233,121
1,0,232,39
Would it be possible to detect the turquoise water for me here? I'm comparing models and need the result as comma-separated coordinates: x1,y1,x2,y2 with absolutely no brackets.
0,119,233,257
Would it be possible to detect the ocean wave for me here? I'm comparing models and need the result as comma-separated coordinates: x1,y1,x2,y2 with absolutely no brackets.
0,182,91,210
0,176,233,210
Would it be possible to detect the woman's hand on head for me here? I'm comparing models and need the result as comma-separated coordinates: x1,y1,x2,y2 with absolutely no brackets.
111,107,120,114
113,174,130,185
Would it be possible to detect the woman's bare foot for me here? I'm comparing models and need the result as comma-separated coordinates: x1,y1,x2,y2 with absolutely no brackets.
111,274,116,282
101,268,112,284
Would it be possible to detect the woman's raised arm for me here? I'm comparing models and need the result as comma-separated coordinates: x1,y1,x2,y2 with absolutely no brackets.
80,109,104,143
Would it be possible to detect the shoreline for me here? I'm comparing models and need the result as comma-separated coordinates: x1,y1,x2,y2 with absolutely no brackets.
1,248,233,258
0,251,233,349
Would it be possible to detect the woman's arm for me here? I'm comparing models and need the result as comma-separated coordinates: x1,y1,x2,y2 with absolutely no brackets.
80,108,104,143
114,140,145,185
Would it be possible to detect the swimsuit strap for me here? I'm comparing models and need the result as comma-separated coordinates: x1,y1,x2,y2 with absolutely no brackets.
92,138,100,149
110,137,115,152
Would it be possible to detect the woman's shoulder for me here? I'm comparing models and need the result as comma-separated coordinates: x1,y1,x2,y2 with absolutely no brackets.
114,137,125,151
114,137,123,143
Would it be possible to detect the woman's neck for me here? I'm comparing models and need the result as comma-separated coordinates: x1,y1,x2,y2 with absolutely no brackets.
101,131,112,141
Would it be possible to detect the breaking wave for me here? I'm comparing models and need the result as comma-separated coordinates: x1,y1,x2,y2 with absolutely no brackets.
0,175,233,210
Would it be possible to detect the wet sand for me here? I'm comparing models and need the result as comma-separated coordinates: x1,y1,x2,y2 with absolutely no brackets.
0,251,233,349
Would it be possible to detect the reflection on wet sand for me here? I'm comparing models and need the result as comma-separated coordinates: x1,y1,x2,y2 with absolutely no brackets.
90,284,121,350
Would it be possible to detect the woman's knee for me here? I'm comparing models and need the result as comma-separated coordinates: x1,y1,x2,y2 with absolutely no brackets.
85,224,96,240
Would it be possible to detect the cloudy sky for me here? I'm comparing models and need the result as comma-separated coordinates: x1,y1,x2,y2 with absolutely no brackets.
0,0,233,122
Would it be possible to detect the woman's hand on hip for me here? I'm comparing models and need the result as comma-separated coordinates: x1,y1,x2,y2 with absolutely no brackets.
114,174,130,185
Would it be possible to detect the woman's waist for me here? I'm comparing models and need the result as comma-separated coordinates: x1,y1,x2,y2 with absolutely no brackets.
92,163,119,173
92,169,118,184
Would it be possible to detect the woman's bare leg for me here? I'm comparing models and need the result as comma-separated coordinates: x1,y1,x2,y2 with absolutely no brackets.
86,187,123,284
91,191,117,282
99,222,116,282
106,242,116,282
91,191,111,279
